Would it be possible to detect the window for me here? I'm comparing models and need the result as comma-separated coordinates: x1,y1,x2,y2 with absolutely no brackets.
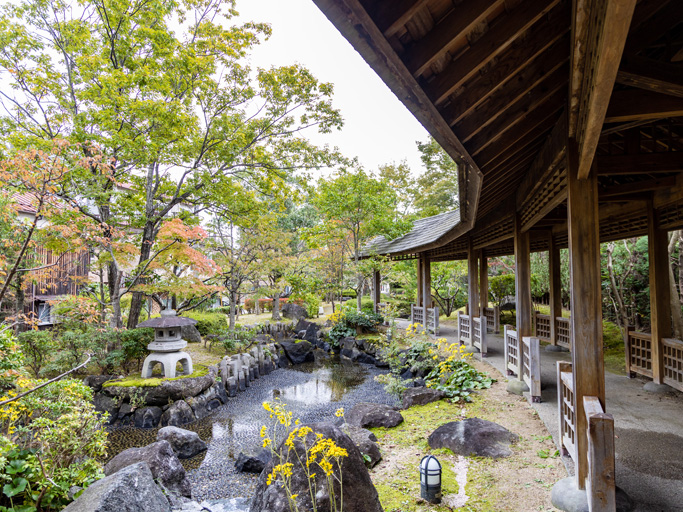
37,302,52,324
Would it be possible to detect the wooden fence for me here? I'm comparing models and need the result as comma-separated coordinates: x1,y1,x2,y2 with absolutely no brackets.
624,327,653,379
458,312,471,345
410,305,440,334
472,316,486,357
483,306,500,333
503,325,519,376
662,337,683,392
534,312,552,341
521,336,541,402
556,317,571,350
557,361,576,460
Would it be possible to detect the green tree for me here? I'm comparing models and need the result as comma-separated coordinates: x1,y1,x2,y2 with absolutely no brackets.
414,137,459,216
431,261,467,316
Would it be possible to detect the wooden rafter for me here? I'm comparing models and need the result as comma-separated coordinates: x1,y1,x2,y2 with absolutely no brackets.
371,0,430,38
623,1,683,56
605,90,683,123
596,152,683,175
426,0,561,105
569,0,637,179
599,176,678,198
617,57,683,99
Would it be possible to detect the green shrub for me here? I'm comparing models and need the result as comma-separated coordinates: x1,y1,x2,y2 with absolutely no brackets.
16,330,55,377
341,289,357,298
118,328,155,372
425,359,493,402
185,312,227,336
0,330,24,391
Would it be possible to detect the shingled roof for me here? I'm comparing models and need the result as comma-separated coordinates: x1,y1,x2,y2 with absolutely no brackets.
362,209,461,258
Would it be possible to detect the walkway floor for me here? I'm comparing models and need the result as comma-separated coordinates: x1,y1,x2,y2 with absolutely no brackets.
397,319,683,512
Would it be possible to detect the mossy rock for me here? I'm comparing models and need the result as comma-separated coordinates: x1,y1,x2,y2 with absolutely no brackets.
103,365,209,388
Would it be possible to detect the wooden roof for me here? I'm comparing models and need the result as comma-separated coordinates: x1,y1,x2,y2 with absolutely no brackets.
314,0,683,259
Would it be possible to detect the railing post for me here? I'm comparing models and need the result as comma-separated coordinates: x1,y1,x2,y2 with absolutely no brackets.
456,310,460,341
529,337,541,403
557,361,573,457
410,304,415,324
494,306,500,333
433,306,440,335
584,396,616,512
623,325,634,378
480,315,487,358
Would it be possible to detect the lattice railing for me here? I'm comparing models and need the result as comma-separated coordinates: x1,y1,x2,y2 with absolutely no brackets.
472,316,487,357
662,337,683,392
458,312,471,345
521,336,541,402
557,361,576,461
625,329,653,379
556,317,571,350
425,306,440,335
534,312,552,342
410,305,424,326
483,306,500,333
410,305,439,334
504,325,519,376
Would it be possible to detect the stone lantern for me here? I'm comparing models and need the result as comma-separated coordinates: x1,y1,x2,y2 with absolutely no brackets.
138,309,196,378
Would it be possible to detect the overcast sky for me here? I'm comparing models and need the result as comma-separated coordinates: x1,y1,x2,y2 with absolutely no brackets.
234,0,430,175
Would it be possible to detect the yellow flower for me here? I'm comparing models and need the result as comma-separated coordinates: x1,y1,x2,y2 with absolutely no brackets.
263,438,271,448
334,408,344,418
260,426,267,438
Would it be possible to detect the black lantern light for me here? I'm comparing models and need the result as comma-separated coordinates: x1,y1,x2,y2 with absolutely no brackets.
420,454,442,504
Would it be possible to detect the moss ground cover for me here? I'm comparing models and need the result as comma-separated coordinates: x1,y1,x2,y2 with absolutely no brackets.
102,365,209,388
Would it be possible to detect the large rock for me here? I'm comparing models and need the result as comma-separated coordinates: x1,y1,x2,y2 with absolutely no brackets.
282,303,309,321
93,393,119,423
104,440,192,497
84,375,117,393
402,387,446,409
186,385,222,420
102,370,215,407
278,340,314,365
157,426,207,459
182,324,203,343
250,423,383,512
134,406,163,428
346,402,404,429
343,425,381,468
160,400,196,427
428,418,519,459
234,449,271,474
63,462,169,512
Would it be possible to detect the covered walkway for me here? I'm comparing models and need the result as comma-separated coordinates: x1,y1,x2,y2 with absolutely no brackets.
412,319,683,512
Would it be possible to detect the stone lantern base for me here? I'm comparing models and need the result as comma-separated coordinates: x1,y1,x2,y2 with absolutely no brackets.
141,351,193,378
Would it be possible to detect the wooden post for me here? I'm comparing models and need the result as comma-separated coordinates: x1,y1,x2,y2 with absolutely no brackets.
567,139,604,489
557,360,573,457
468,238,480,318
494,305,500,333
423,254,432,309
623,325,634,378
503,325,510,374
480,315,487,358
416,257,423,307
528,337,541,403
514,214,532,337
480,250,488,316
372,270,381,313
584,397,616,512
647,204,670,385
549,235,562,346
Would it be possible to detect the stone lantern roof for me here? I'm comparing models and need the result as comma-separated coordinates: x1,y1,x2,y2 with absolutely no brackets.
137,309,197,329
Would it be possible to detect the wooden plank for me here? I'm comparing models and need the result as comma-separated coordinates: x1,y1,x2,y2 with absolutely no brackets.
599,177,678,198
426,0,560,105
557,361,573,457
372,0,431,38
404,0,503,77
468,238,480,317
596,152,683,175
441,11,570,126
605,90,683,123
647,202,670,385
617,57,683,99
480,250,488,315
567,139,605,489
585,403,616,512
549,235,562,346
572,0,638,179
515,213,533,340
528,337,542,402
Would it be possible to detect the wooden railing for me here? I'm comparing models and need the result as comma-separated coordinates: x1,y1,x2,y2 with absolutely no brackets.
472,316,486,357
534,312,552,341
556,317,571,350
410,305,439,334
557,361,576,461
584,396,616,511
483,306,500,333
521,336,541,402
662,337,683,392
624,327,653,379
458,312,471,345
503,325,519,376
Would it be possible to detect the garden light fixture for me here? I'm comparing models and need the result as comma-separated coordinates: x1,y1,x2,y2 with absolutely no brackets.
420,454,442,504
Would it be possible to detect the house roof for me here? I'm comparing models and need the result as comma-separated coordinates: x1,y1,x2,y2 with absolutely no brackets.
362,209,461,258
12,192,38,214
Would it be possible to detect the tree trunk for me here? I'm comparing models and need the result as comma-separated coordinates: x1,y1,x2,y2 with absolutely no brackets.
272,293,281,320
14,272,25,333
126,223,155,329
668,231,683,338
109,270,123,329
356,275,363,311
606,243,629,327
229,290,237,329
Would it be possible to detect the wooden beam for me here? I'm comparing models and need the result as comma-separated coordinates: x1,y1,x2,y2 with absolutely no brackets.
567,139,604,489
570,0,637,179
479,250,488,314
617,56,683,99
605,90,683,123
416,256,423,306
596,152,683,175
423,255,432,309
623,1,683,56
514,214,532,338
599,176,678,198
549,234,562,346
468,238,480,317
373,0,430,38
404,0,502,77
648,203,670,385
441,9,570,126
426,0,560,105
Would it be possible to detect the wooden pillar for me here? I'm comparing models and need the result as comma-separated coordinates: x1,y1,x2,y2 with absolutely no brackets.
416,257,423,307
372,270,381,313
648,203,670,385
514,214,532,338
549,235,562,346
567,139,604,489
422,255,432,309
479,250,488,315
468,238,480,317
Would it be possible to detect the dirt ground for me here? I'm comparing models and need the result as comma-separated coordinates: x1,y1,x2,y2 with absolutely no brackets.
369,360,566,512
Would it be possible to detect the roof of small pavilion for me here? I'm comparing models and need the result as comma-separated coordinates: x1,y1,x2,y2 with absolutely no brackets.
313,0,683,261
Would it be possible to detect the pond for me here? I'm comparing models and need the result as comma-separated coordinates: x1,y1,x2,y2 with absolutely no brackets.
106,352,398,501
